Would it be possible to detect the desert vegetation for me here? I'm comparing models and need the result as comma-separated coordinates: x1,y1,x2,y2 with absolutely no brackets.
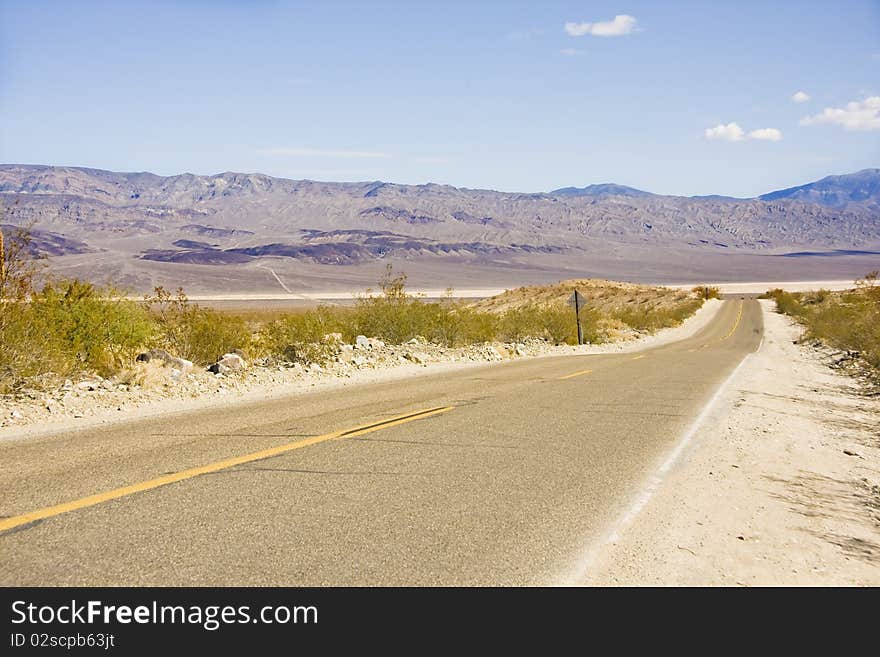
1,226,706,393
765,272,880,379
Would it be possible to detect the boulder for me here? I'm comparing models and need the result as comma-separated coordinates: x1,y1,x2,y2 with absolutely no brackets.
168,357,193,371
207,362,230,375
355,335,370,349
218,353,246,370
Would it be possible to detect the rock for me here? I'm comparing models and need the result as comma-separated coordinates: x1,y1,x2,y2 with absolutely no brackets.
515,344,527,356
76,381,100,391
10,409,23,419
352,355,368,367
403,351,427,365
355,335,370,349
484,346,503,361
168,357,193,370
367,338,385,350
218,353,246,370
309,363,323,372
207,362,230,375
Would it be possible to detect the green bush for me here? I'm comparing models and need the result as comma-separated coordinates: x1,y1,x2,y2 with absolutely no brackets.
0,281,155,391
143,287,251,365
261,306,355,365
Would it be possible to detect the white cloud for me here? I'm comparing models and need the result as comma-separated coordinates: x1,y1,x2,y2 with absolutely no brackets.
704,123,783,142
564,15,637,37
559,48,584,56
705,122,745,142
799,96,880,131
257,147,391,159
747,128,783,141
791,91,810,103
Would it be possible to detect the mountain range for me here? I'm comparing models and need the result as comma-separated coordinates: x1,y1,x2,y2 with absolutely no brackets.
1,165,878,294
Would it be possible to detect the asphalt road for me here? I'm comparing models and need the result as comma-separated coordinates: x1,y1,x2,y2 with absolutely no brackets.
0,300,762,585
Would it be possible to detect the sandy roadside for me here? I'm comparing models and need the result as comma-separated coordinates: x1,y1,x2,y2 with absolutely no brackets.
0,300,723,443
580,300,880,586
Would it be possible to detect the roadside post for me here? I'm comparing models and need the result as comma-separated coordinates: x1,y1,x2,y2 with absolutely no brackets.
567,290,585,345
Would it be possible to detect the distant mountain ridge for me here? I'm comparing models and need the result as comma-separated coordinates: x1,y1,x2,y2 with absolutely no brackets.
0,164,878,293
549,183,653,198
758,169,880,208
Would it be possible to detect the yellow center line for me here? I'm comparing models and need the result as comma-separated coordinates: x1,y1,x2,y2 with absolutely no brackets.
0,405,454,534
720,301,744,341
559,368,592,380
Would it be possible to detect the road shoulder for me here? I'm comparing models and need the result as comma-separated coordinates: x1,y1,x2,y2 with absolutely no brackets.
581,300,880,586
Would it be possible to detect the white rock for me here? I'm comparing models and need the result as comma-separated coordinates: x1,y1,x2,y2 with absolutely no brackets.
355,335,370,349
218,353,246,370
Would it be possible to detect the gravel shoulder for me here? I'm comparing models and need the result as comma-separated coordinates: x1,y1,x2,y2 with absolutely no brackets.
0,300,722,443
581,300,880,586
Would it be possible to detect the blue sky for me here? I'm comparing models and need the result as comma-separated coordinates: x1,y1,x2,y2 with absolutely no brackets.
1,0,878,196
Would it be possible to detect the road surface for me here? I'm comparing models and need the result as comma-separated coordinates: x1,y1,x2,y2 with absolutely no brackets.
0,300,762,585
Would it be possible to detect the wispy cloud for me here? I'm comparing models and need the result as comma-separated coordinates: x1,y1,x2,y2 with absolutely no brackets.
704,123,783,142
799,96,880,131
564,15,638,37
791,91,810,103
559,48,584,56
257,147,392,159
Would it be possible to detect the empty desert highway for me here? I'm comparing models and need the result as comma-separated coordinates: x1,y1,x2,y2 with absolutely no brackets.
0,300,762,585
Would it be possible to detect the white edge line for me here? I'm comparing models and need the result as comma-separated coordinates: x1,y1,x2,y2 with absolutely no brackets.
558,312,765,585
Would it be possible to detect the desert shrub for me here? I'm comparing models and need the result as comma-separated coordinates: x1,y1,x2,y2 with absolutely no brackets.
0,281,155,391
351,266,440,344
611,298,702,332
497,303,599,345
692,285,721,300
144,287,251,365
439,305,499,345
261,305,355,365
769,273,880,376
37,281,154,373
